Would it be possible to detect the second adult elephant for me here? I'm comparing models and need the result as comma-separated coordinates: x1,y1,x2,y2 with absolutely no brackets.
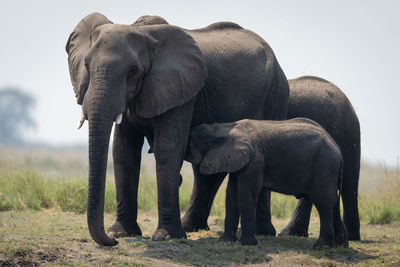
279,76,360,240
184,76,361,241
65,14,289,245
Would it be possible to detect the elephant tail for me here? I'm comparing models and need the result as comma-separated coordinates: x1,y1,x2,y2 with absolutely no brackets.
337,156,344,214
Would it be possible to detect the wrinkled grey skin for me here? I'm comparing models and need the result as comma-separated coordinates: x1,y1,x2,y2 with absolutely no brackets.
65,13,289,245
185,75,361,241
186,119,349,248
279,76,361,240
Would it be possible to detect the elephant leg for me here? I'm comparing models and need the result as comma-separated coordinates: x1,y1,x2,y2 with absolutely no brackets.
107,123,144,238
342,146,361,241
219,174,239,242
342,180,360,240
278,198,312,237
255,189,276,236
256,85,288,236
151,101,195,241
238,174,262,246
333,194,349,247
181,165,226,232
313,200,335,249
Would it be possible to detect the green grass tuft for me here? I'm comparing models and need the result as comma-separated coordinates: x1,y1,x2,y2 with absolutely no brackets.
54,178,88,213
270,193,298,218
358,169,400,224
0,169,52,211
1,160,400,226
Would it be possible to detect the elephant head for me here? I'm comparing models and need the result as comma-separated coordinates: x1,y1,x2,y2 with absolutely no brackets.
66,13,207,245
186,121,255,175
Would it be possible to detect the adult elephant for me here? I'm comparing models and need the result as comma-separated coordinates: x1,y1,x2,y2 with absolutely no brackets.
279,76,360,240
65,13,289,246
184,75,361,241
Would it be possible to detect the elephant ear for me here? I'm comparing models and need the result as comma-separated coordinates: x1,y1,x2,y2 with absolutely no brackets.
134,25,207,118
199,124,255,175
66,13,112,105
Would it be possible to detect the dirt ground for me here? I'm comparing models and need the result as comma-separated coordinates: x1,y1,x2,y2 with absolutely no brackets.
0,210,399,266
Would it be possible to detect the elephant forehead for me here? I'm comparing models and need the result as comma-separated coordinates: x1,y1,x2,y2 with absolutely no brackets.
93,24,145,44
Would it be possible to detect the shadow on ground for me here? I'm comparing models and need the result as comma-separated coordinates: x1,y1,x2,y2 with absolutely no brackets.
115,232,375,266
124,235,272,266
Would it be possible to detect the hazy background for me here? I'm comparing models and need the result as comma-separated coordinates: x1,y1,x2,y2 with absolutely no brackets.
0,0,399,165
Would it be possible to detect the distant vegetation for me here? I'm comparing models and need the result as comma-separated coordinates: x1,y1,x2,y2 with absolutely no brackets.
0,148,399,224
0,87,36,146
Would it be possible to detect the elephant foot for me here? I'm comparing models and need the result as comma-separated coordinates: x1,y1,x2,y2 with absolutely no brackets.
181,214,210,232
335,236,349,248
219,232,237,242
255,221,276,236
107,221,142,239
312,237,334,249
152,227,187,241
347,231,360,241
335,232,349,247
278,225,308,237
240,235,258,246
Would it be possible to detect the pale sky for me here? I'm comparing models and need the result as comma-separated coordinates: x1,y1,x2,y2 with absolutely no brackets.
0,0,399,165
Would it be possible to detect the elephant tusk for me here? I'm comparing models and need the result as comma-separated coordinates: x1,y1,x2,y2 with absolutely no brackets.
77,113,85,129
115,113,123,125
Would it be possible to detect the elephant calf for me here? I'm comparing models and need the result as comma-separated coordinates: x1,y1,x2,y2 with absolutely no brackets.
185,118,348,248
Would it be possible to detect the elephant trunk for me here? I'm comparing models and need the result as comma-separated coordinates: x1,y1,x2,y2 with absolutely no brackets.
87,117,117,246
85,83,121,246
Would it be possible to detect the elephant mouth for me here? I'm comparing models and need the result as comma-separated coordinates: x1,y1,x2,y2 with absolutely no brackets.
77,111,123,130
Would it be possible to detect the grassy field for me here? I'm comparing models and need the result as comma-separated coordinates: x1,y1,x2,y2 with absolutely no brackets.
1,147,400,266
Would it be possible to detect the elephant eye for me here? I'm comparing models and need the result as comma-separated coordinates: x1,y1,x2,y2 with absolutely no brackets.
128,66,139,77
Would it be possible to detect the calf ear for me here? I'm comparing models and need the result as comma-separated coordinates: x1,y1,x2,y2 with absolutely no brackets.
199,127,255,175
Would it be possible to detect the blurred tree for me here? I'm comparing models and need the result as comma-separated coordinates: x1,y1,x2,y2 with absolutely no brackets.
0,87,36,145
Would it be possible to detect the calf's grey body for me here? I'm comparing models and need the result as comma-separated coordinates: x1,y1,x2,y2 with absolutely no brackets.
186,118,348,248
